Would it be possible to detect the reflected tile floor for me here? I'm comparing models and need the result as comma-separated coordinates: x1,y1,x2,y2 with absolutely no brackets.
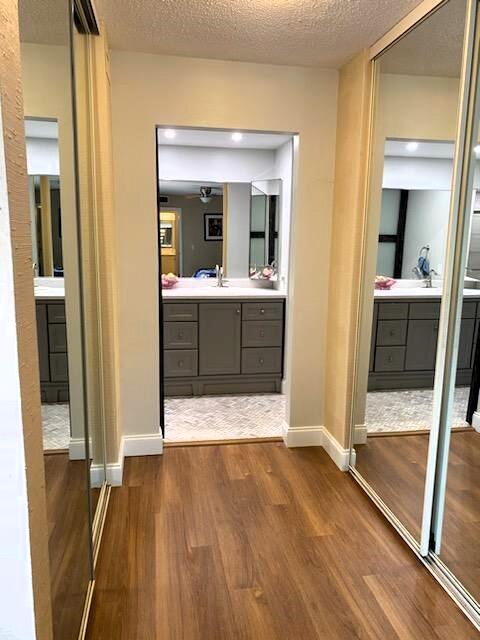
366,387,469,433
42,403,70,450
164,394,287,442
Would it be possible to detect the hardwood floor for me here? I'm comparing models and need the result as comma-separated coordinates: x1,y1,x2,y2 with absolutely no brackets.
87,443,477,639
44,453,92,639
356,430,480,604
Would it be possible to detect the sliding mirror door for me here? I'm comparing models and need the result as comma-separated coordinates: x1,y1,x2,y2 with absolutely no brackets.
351,0,468,543
19,0,94,637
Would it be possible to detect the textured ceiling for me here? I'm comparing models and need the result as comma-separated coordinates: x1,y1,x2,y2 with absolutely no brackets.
94,0,423,68
18,0,69,44
380,0,466,77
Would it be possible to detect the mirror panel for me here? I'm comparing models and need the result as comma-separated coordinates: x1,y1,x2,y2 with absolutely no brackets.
351,0,467,543
249,179,281,279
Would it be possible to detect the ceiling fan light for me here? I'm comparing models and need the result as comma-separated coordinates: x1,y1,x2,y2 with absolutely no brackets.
200,196,212,203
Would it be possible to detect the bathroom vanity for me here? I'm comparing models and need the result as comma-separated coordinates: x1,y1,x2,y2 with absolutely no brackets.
369,287,480,390
162,284,286,396
34,279,69,402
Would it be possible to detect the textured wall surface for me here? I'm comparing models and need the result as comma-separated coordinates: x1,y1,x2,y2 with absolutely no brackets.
0,0,53,637
95,0,421,68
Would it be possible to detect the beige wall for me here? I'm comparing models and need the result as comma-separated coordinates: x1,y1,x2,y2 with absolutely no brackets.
110,51,338,438
325,51,373,447
1,1,52,637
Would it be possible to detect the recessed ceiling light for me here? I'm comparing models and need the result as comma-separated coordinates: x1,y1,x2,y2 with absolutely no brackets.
406,141,419,152
232,132,243,142
164,129,176,139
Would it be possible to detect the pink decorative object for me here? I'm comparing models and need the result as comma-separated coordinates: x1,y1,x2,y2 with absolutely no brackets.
375,276,396,290
161,274,178,289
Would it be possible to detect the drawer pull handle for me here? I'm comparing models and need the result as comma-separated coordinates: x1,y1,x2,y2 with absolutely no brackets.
389,330,395,337
236,309,241,315
260,330,265,337
178,332,184,339
387,355,393,363
260,309,265,315
259,358,265,365
178,360,184,368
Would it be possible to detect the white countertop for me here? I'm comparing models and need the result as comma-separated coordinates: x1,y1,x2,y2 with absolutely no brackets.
34,277,65,299
163,283,286,299
374,278,480,299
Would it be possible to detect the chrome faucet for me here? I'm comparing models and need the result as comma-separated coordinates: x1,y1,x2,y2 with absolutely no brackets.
215,264,226,287
412,265,439,288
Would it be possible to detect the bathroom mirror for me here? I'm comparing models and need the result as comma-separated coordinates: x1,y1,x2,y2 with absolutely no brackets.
249,179,281,278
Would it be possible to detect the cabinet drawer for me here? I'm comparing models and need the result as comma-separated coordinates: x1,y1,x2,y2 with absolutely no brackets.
164,303,198,322
376,320,407,346
462,301,477,318
164,350,198,377
48,324,67,353
241,347,282,374
242,302,283,321
47,303,66,323
242,321,283,347
50,353,68,382
164,322,198,349
374,347,405,372
409,302,440,319
377,303,408,320
36,304,50,382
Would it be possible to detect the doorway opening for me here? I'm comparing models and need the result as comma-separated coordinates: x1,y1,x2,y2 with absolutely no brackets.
156,126,296,443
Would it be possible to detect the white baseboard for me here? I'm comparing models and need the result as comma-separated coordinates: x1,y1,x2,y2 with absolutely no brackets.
104,432,164,487
283,424,350,471
90,464,105,488
472,411,480,432
123,433,163,457
353,423,367,445
69,436,92,460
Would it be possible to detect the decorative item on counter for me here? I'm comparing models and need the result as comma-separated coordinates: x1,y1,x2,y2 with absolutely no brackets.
161,272,178,289
250,261,277,281
375,275,396,290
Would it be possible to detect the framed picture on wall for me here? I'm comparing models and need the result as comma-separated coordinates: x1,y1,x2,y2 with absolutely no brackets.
204,213,223,241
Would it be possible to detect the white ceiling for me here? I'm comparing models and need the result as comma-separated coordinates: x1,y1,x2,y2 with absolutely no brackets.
385,139,455,159
95,0,423,68
157,128,292,150
160,180,223,196
24,119,58,139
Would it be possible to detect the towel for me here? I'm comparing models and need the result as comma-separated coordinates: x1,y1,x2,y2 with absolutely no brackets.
418,254,430,277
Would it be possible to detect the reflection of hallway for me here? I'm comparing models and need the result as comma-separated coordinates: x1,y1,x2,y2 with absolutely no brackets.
366,387,470,433
42,403,70,450
356,430,480,600
164,394,286,442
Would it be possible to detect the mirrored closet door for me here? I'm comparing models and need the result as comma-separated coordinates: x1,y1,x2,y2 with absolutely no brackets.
350,0,480,627
18,0,108,636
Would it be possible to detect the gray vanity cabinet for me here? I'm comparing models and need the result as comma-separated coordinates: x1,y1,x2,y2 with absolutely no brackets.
36,300,69,402
199,303,242,376
369,298,480,390
163,298,285,396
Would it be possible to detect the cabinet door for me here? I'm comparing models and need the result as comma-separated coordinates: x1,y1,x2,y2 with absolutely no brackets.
36,304,50,382
458,318,475,369
405,319,439,371
199,303,241,375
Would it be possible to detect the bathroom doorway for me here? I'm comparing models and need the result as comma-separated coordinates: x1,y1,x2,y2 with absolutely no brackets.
156,126,295,443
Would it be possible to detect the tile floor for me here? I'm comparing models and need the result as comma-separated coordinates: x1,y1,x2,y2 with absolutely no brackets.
366,387,469,433
42,403,70,450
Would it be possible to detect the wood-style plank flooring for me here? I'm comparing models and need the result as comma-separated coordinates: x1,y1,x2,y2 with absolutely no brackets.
44,453,92,639
356,430,480,603
87,443,477,639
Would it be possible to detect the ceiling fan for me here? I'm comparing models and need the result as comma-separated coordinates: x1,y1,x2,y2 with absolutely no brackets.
185,186,222,203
